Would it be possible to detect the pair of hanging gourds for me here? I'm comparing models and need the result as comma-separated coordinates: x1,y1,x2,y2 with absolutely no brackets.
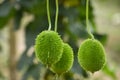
35,30,74,75
35,30,106,75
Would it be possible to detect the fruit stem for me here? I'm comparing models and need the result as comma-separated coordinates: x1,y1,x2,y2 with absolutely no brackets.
86,0,94,39
54,74,58,80
58,74,63,80
54,74,62,80
47,0,51,30
54,0,59,32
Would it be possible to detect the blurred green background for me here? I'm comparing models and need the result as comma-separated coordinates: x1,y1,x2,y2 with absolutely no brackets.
0,0,120,80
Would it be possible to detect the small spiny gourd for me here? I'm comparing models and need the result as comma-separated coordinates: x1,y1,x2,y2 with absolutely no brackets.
51,43,74,75
35,30,63,67
78,39,106,73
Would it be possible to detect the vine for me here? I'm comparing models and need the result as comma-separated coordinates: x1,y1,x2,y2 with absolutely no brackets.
47,0,51,30
54,0,59,32
86,0,94,39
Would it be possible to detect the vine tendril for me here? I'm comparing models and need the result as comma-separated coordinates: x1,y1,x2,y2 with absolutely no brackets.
54,0,59,32
86,0,94,39
47,0,51,30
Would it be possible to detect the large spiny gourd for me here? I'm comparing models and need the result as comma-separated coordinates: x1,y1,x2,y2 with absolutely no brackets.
78,39,106,73
51,43,74,75
35,30,63,67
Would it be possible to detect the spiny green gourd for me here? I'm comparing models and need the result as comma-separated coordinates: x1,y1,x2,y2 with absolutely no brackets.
51,43,74,75
78,39,106,73
35,30,63,67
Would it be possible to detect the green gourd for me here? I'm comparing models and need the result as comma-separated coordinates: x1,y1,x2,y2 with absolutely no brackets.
78,39,106,73
35,30,63,67
51,43,74,75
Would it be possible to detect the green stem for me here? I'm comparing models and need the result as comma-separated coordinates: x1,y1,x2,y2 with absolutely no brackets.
54,0,59,32
86,0,94,39
53,74,58,80
47,0,51,30
54,74,63,80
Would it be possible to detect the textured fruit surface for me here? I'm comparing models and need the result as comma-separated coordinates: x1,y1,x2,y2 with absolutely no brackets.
78,39,106,73
35,30,63,66
51,43,74,75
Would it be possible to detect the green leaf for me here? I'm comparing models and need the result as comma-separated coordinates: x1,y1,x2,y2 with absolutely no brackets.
93,33,108,45
17,16,47,70
14,8,24,30
0,1,13,17
0,17,9,29
0,1,14,29
22,64,42,80
17,51,35,70
0,72,5,80
103,64,116,80
0,43,2,53
29,0,46,16
25,16,48,47
69,21,88,39
19,0,46,16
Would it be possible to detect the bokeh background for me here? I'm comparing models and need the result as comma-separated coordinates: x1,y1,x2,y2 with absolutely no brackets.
0,0,120,80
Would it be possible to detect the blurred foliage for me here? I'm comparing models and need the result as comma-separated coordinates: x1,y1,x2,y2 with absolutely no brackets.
0,1,14,29
103,64,117,80
0,71,6,80
0,0,109,80
0,44,2,52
